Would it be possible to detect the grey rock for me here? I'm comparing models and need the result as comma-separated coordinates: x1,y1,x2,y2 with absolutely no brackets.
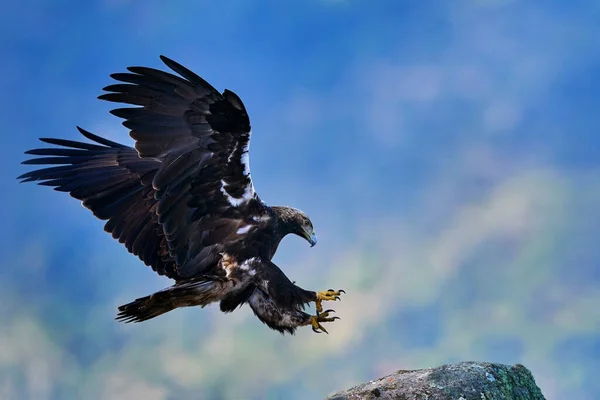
325,361,545,400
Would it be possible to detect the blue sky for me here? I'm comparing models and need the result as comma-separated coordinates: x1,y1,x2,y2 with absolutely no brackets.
2,1,600,399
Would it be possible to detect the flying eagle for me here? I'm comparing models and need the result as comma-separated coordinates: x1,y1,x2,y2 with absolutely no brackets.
18,55,344,334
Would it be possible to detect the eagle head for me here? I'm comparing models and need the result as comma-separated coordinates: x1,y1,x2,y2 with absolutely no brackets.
294,210,318,247
273,206,318,247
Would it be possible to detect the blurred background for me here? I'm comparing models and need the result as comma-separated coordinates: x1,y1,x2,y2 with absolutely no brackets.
2,0,600,399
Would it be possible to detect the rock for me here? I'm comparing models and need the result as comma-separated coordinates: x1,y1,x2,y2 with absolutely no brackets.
325,361,545,400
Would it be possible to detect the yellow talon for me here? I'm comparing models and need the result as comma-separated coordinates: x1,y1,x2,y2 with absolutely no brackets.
310,310,340,334
315,289,345,314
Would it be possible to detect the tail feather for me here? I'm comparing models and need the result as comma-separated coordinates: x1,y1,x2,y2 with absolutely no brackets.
116,292,176,323
116,278,226,323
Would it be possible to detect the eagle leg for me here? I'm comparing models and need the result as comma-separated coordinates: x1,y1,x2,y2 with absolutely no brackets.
310,309,340,334
315,289,346,314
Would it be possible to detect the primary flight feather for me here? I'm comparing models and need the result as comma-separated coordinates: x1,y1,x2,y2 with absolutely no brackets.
19,55,344,334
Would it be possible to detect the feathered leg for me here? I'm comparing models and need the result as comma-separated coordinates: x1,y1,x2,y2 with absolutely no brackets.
243,259,344,334
247,288,339,334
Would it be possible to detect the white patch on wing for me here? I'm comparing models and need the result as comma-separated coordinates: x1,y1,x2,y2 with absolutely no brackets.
227,142,238,163
239,134,255,192
219,179,254,207
240,257,258,268
239,257,257,276
240,149,250,177
219,132,256,207
220,253,258,279
236,225,252,235
242,131,252,175
252,214,270,223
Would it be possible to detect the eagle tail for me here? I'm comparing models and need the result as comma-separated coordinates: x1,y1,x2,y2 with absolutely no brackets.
116,279,225,323
116,292,177,323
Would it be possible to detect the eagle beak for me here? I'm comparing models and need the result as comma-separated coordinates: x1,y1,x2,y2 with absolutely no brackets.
309,232,318,247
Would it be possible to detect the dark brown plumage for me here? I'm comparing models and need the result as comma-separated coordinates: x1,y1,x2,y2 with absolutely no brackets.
18,56,343,334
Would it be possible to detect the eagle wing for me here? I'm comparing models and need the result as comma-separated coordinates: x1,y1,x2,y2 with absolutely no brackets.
18,127,179,278
97,56,267,278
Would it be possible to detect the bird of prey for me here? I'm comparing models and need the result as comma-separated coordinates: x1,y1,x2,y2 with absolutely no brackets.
18,55,344,334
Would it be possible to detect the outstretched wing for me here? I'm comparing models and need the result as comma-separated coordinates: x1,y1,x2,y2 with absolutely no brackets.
98,55,267,278
18,127,180,279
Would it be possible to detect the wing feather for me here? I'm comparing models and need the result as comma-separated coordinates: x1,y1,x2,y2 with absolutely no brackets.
18,127,179,279
20,56,269,281
99,55,265,278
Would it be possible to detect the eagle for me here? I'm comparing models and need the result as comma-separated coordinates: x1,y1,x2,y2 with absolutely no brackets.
18,55,344,334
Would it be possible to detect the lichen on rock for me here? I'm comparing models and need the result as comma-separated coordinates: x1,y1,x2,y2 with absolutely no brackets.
325,361,545,400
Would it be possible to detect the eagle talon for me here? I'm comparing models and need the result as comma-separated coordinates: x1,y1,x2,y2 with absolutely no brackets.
315,289,346,314
310,310,340,334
